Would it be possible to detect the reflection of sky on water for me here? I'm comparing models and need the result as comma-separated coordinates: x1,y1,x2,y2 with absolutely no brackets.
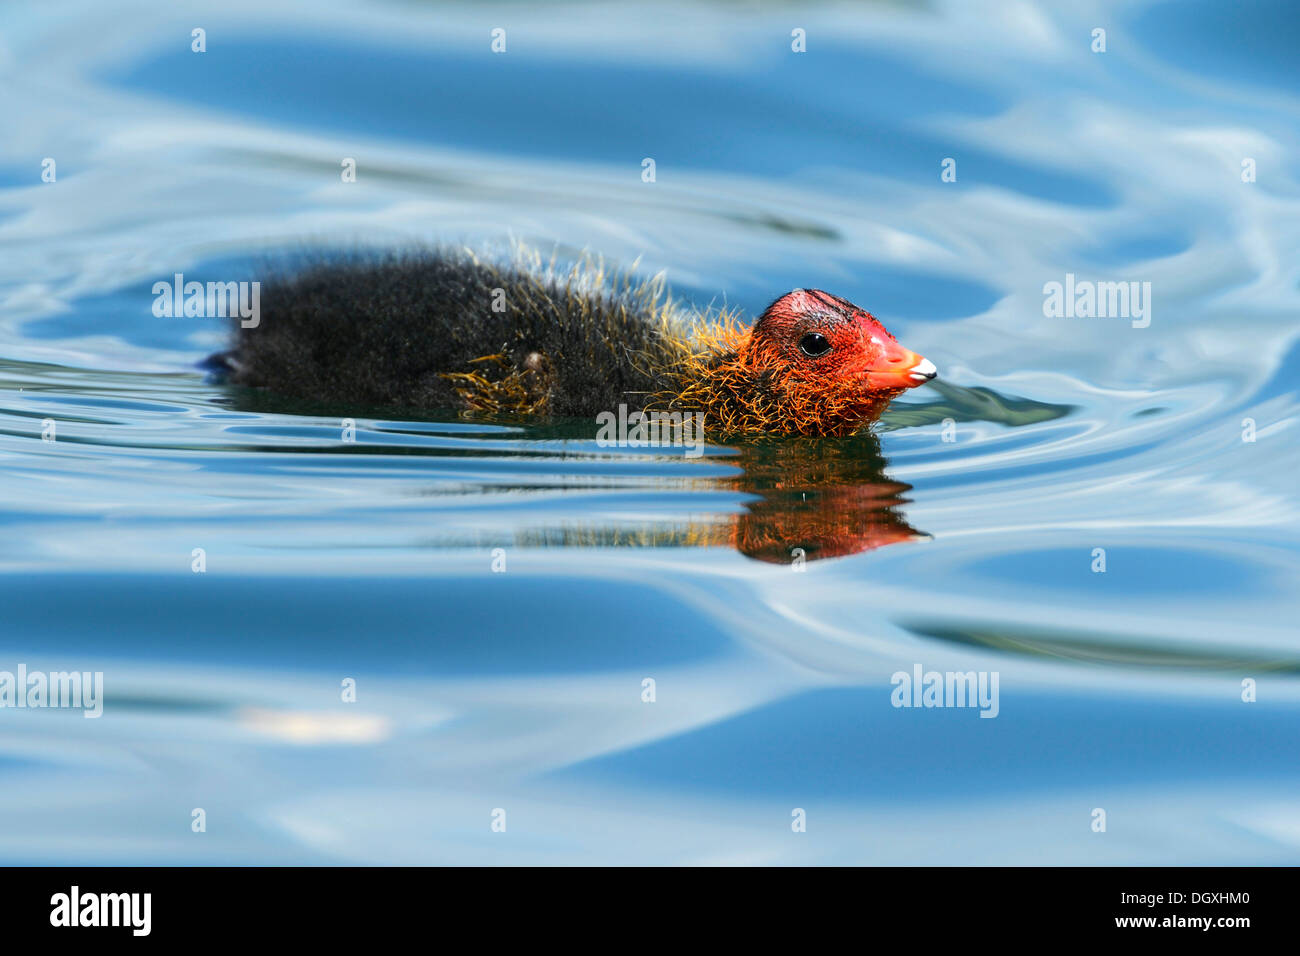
0,0,1296,863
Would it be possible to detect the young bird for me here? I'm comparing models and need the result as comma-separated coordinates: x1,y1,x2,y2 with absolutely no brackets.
213,248,936,436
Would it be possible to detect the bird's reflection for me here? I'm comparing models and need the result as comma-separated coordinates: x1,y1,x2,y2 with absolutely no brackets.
726,433,923,563
511,431,924,564
218,387,929,564
511,381,1075,562
221,379,1079,566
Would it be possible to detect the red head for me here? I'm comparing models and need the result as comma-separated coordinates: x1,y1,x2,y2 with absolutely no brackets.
748,289,936,392
664,288,936,435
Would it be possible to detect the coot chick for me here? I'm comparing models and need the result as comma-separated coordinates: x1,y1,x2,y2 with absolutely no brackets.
214,247,936,436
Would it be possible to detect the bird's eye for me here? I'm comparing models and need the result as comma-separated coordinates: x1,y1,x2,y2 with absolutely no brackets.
799,332,832,357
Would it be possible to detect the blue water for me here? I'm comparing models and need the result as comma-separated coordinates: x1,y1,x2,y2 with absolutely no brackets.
0,0,1297,865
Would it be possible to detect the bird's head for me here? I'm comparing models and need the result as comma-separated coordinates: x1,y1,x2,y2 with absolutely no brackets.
749,289,935,389
739,289,935,434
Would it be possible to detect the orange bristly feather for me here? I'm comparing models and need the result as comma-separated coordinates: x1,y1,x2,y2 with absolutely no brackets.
648,316,895,437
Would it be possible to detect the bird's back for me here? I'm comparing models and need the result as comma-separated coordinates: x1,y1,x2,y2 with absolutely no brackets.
224,249,687,416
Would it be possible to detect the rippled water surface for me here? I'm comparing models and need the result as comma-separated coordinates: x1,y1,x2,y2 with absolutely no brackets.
1,0,1298,864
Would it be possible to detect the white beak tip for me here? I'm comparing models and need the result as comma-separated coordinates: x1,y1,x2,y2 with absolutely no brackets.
908,358,937,382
